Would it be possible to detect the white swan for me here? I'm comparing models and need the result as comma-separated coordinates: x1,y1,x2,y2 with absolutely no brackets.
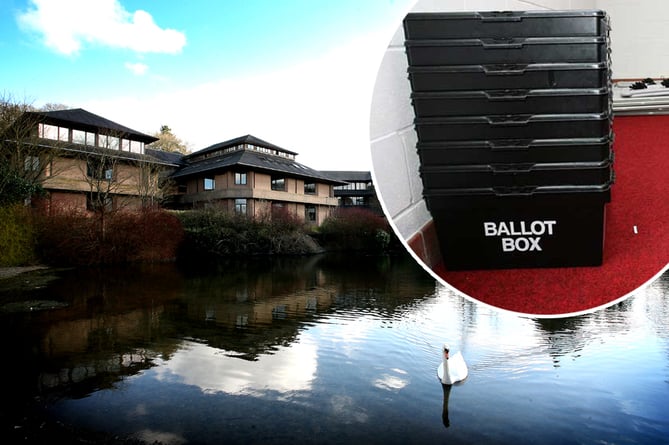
437,343,468,385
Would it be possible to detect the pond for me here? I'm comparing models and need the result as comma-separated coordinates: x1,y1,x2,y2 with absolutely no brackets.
1,254,668,444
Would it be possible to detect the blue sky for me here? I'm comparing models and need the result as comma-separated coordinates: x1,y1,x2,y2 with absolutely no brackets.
1,0,414,169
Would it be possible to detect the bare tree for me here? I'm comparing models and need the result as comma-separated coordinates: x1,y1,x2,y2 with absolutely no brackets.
134,156,176,207
40,103,70,112
76,131,138,242
0,95,64,206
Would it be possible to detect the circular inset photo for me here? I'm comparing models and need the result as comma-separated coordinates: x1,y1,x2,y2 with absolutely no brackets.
369,2,669,317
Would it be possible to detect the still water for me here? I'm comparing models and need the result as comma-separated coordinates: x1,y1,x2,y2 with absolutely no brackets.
1,254,668,444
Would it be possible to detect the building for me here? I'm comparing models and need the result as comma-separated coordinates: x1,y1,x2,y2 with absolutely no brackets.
321,170,381,213
169,135,345,225
4,108,365,226
3,108,180,213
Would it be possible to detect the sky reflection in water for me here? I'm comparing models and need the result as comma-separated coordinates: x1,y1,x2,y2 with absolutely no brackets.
3,256,668,445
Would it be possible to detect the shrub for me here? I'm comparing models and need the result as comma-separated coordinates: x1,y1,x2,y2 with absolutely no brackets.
0,163,44,207
177,207,319,258
142,208,184,261
318,207,392,252
0,204,36,266
34,206,184,266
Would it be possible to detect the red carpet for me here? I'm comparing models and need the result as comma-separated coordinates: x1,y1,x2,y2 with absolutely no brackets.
433,115,669,316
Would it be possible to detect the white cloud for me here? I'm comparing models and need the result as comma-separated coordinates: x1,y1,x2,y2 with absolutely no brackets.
157,338,318,396
81,27,394,170
17,0,186,55
125,61,148,75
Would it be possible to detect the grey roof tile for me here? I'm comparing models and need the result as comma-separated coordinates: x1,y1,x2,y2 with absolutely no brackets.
28,108,158,143
172,142,345,184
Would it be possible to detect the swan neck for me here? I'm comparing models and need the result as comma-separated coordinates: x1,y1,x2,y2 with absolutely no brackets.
441,356,451,385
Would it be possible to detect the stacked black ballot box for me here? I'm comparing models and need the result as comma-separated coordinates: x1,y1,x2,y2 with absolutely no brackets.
403,10,613,270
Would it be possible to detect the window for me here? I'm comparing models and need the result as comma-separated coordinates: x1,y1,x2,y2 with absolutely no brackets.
334,181,371,191
58,127,69,142
235,172,247,185
203,177,215,191
235,198,247,214
87,192,113,212
99,134,109,149
304,182,316,194
108,136,120,150
72,130,95,145
129,140,143,153
271,202,284,215
99,134,119,150
38,124,58,140
271,176,285,191
121,139,130,151
305,205,316,222
87,160,113,181
24,155,39,171
72,129,86,145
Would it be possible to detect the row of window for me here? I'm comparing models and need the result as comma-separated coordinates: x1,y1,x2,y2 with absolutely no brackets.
339,197,368,206
38,123,145,154
203,174,249,191
24,155,116,182
194,143,296,163
24,155,156,186
334,181,371,191
232,198,316,221
202,173,317,194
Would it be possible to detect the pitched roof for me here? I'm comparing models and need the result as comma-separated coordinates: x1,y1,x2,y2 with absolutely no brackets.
145,147,185,166
172,143,345,184
187,134,298,159
27,108,158,143
320,171,372,182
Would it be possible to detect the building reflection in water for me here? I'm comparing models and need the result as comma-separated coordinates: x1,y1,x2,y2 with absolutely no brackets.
3,255,436,406
3,255,666,444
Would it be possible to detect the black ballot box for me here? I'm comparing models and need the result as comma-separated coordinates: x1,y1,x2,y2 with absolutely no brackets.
403,9,613,270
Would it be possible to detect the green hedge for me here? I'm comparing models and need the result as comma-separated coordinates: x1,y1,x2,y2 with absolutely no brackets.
0,204,36,266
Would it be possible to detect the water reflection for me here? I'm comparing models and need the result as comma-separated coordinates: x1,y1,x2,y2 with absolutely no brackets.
441,383,452,428
157,338,318,396
1,255,435,408
1,255,668,444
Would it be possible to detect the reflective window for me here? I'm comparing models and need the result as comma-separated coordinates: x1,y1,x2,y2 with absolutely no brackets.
271,177,285,191
235,172,247,185
87,160,114,181
24,155,39,171
72,129,86,144
39,124,58,139
108,136,120,150
129,140,143,154
235,198,247,214
305,205,316,222
58,127,69,142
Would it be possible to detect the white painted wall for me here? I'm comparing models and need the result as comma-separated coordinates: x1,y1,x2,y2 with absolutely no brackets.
599,0,669,79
